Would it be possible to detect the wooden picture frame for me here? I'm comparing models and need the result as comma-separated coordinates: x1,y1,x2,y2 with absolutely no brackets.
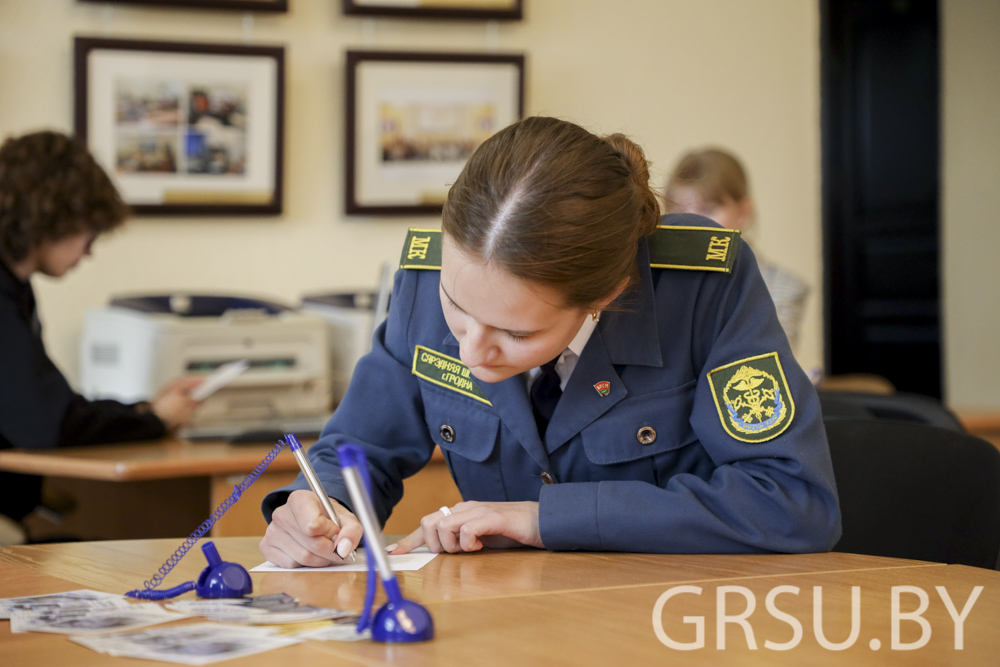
78,0,289,12
342,0,521,21
74,37,285,216
345,50,525,216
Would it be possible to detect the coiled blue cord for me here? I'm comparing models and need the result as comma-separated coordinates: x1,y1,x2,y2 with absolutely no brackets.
125,438,287,598
126,581,195,601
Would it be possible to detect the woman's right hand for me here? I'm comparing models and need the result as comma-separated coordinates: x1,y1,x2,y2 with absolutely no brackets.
259,489,364,568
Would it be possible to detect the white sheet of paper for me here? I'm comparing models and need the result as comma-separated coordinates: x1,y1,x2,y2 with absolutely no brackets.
251,547,437,573
190,359,250,401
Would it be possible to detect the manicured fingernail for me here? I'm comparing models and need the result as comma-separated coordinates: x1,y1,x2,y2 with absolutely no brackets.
385,543,398,553
336,539,353,560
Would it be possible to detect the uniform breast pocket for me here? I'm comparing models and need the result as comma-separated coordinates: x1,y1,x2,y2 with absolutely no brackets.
421,386,505,500
578,382,698,482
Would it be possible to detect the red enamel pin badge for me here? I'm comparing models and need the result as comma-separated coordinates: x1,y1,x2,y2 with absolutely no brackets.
594,381,611,397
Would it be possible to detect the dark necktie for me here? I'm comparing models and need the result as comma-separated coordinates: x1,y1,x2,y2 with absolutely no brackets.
531,357,563,437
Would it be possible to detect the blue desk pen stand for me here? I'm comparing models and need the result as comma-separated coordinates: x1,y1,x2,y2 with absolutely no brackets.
126,541,251,601
195,541,253,598
126,436,291,601
337,442,434,643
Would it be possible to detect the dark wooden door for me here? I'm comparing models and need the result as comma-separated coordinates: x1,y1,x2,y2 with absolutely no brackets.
821,0,941,397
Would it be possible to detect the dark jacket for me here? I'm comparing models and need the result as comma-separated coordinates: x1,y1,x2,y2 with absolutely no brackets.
0,258,165,520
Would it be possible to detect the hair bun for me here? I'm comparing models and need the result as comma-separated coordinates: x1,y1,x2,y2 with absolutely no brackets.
604,133,659,234
603,133,649,185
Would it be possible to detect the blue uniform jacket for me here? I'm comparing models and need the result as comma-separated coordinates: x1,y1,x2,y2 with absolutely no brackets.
263,215,841,554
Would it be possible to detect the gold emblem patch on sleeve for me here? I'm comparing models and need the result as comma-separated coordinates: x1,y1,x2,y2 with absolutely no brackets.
708,352,795,442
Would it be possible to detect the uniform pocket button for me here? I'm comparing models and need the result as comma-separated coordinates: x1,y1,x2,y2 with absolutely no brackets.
540,472,556,485
637,426,657,445
439,424,456,443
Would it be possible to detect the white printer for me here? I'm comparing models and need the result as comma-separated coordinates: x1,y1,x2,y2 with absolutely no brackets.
79,294,332,439
299,263,393,404
299,291,380,405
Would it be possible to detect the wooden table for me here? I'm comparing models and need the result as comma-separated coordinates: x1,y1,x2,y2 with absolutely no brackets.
2,538,999,665
959,411,1000,451
0,439,461,540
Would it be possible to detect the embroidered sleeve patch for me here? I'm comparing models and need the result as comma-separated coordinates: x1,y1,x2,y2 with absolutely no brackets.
707,352,794,443
412,345,491,405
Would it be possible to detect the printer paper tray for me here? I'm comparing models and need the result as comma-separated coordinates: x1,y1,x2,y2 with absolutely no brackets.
180,413,332,442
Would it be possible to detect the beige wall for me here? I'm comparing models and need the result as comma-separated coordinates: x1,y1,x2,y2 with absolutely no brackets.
3,0,822,388
942,1,1000,411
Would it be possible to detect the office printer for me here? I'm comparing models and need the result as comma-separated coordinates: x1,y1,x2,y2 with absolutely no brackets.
79,294,332,439
299,292,379,405
300,264,393,404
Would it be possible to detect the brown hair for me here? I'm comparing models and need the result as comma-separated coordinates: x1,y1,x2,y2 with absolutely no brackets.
664,148,749,210
441,116,660,311
0,130,128,264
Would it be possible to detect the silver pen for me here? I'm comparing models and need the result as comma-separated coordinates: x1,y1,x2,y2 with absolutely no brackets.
285,434,356,562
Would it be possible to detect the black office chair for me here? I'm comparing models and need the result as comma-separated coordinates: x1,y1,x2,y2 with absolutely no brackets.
819,390,966,432
826,418,1000,569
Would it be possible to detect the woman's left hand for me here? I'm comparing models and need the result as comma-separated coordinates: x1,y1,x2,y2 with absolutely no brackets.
389,501,542,554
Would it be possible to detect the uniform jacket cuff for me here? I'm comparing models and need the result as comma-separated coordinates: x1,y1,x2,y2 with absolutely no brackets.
539,482,603,551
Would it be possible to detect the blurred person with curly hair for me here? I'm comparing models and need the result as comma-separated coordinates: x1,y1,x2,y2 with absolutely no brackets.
0,130,202,539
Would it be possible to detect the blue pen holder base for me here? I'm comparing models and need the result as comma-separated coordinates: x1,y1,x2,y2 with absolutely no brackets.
196,541,252,599
371,599,435,643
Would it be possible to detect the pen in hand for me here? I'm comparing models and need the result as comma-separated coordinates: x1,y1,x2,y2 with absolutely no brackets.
285,433,356,563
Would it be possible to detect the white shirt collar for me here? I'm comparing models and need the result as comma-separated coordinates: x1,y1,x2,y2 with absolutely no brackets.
566,312,598,359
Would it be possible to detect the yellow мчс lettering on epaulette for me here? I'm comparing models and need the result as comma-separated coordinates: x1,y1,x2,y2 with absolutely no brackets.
399,228,443,270
407,234,431,261
705,235,731,262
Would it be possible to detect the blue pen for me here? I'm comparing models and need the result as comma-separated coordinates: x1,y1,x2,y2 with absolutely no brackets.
285,434,356,563
337,442,434,642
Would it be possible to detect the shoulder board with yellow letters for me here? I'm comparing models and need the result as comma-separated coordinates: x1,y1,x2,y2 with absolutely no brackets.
400,228,442,270
648,225,741,273
400,226,739,273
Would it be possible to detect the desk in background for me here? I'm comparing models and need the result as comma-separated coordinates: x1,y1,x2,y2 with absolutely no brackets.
959,411,1000,451
2,538,999,665
0,438,461,540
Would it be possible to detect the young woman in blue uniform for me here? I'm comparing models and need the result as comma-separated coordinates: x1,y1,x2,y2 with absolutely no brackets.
259,117,841,566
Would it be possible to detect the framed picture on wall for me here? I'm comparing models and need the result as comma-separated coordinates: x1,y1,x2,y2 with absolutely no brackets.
78,0,289,12
345,50,525,216
342,0,522,21
74,37,285,216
